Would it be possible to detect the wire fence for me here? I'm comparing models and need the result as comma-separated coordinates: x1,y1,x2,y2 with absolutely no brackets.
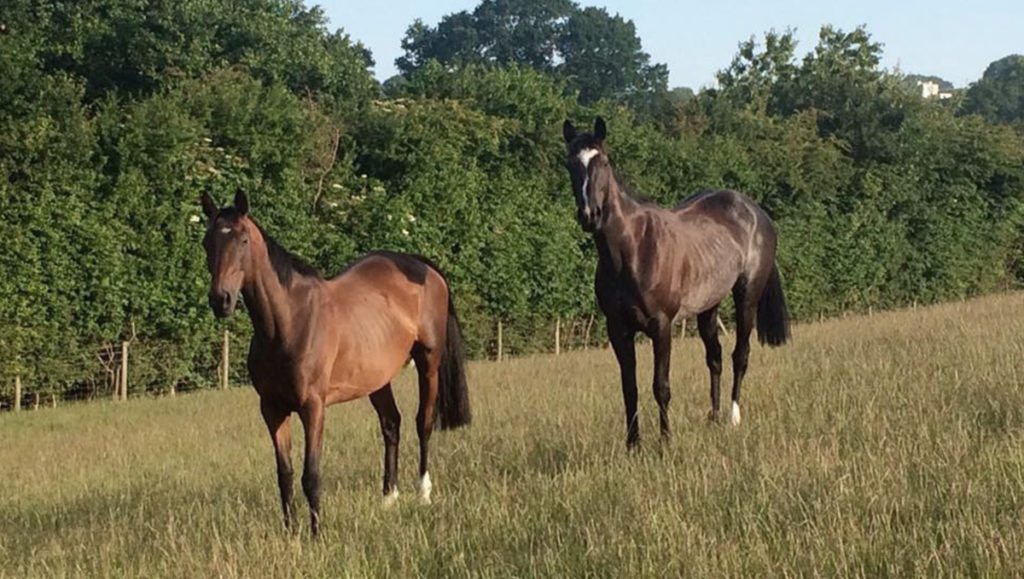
1,313,731,413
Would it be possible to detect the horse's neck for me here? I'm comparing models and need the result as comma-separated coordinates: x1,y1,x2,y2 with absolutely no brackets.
594,179,640,272
241,239,302,346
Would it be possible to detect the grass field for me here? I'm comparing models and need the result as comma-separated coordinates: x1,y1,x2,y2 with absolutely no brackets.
3,293,1024,577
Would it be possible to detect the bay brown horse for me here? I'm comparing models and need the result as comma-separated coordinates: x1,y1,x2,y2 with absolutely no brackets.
562,118,790,449
200,190,471,535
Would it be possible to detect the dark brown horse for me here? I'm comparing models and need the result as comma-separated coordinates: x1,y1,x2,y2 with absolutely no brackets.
562,118,789,448
200,190,470,535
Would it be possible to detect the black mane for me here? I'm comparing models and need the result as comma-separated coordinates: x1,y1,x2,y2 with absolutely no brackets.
260,226,323,287
214,207,322,287
611,166,656,206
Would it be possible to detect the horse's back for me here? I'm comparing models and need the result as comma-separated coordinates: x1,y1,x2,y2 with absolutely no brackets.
674,189,760,224
319,252,448,402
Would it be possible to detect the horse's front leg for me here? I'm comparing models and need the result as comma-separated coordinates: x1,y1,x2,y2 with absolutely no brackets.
650,321,672,443
608,318,639,449
298,396,326,536
260,399,295,530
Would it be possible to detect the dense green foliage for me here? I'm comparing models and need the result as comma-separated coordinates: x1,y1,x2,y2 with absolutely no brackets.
964,54,1024,127
2,3,1023,402
395,0,668,106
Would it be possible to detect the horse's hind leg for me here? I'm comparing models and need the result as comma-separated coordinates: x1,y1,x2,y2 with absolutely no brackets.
412,344,440,504
730,286,758,426
260,400,295,530
697,306,723,422
369,384,401,507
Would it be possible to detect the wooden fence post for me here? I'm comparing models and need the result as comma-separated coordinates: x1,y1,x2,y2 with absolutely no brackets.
51,393,56,409
496,320,503,362
583,315,594,350
33,392,39,410
14,373,21,413
554,318,561,355
120,340,128,402
221,329,230,390
717,315,728,335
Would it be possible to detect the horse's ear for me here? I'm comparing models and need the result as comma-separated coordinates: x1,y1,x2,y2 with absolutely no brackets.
594,117,607,142
200,192,218,218
563,120,577,144
234,189,249,215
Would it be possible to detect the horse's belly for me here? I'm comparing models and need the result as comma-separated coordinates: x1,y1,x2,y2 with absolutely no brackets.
327,329,416,402
677,273,736,317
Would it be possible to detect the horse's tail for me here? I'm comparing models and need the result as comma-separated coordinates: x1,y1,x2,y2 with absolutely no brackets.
757,262,791,347
437,288,471,429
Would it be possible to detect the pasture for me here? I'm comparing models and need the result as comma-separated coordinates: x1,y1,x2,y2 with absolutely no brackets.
2,293,1024,577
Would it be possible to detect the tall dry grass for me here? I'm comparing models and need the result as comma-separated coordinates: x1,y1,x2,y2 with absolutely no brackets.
2,293,1024,577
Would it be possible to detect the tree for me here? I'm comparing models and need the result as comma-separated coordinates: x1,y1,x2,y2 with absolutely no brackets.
14,0,377,108
558,7,667,105
963,54,1024,126
713,29,799,115
397,0,573,74
396,0,665,106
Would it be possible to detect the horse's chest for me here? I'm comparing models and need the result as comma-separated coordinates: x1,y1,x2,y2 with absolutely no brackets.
247,342,315,407
596,269,658,330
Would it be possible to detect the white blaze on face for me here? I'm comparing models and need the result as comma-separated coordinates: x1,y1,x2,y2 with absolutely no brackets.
577,148,599,205
219,227,232,234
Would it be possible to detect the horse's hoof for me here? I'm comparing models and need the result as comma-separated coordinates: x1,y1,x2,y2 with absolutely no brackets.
417,472,432,505
707,410,720,423
729,402,741,426
309,513,321,537
382,489,400,509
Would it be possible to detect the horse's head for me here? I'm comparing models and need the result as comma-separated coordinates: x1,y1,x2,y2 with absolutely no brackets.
563,117,612,233
200,189,254,318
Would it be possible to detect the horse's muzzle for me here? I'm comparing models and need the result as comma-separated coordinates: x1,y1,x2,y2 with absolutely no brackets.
578,207,600,233
209,290,237,318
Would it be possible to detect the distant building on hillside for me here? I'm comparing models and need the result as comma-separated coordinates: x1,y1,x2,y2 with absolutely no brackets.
917,80,954,100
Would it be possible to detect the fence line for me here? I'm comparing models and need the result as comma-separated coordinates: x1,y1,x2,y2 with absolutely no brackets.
221,329,230,390
554,318,560,356
119,340,128,402
4,312,730,411
496,320,503,362
5,315,603,409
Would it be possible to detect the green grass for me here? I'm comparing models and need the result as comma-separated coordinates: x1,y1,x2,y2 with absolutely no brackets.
3,293,1024,577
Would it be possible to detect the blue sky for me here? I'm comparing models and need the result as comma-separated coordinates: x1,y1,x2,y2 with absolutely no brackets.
319,0,1021,90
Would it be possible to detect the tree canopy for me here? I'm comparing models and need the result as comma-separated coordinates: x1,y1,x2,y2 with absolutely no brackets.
396,0,667,105
964,54,1024,126
2,1,1023,405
